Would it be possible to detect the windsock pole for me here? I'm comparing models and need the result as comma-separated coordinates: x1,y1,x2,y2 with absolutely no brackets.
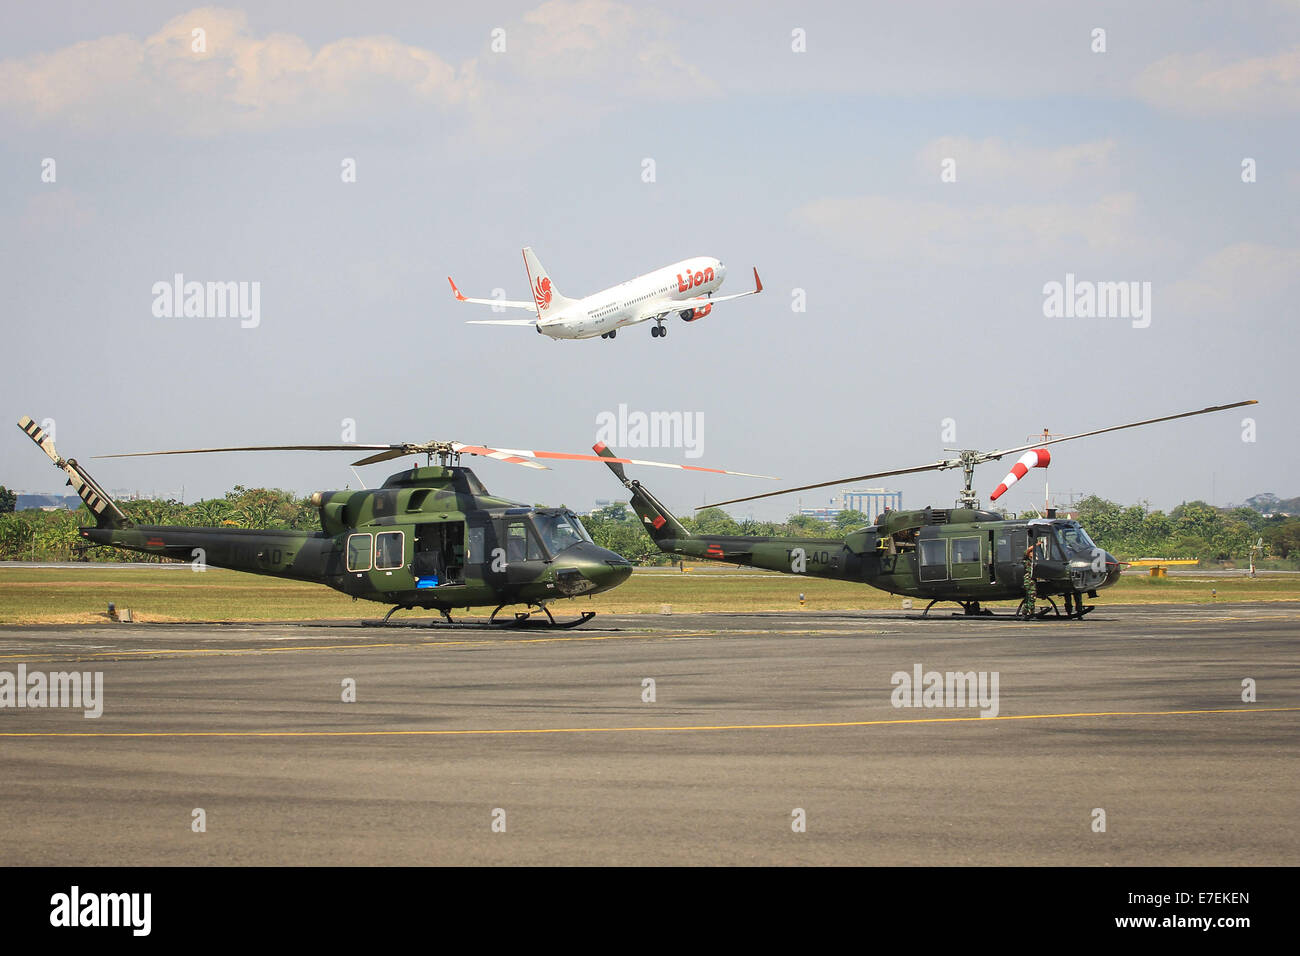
990,448,1051,502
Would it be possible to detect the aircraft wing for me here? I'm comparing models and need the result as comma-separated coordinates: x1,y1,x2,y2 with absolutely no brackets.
448,277,536,310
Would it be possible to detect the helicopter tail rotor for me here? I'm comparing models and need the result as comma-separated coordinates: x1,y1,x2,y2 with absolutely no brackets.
17,416,130,529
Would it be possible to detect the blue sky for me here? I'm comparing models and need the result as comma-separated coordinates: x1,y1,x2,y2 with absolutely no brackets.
2,1,1296,518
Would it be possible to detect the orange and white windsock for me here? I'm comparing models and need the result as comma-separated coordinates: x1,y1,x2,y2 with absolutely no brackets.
990,448,1051,501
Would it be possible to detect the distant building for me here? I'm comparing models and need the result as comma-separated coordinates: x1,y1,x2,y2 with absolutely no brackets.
841,489,903,523
15,494,81,511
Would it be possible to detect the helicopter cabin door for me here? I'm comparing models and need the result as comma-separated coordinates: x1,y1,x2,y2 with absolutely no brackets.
412,522,466,589
500,515,547,587
948,534,984,582
994,528,1029,590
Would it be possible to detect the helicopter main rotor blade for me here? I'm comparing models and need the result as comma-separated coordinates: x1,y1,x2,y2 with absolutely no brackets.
94,439,771,478
349,447,428,467
700,462,947,509
453,442,778,479
981,400,1258,463
95,444,400,459
697,399,1257,511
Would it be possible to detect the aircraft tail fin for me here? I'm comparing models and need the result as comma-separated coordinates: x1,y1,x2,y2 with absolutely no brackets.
521,246,575,320
593,443,692,543
17,416,130,529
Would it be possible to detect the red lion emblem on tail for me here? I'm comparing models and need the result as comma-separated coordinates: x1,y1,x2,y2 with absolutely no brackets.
533,276,553,311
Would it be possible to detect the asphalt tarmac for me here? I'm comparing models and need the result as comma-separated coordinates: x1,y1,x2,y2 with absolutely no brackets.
0,602,1295,865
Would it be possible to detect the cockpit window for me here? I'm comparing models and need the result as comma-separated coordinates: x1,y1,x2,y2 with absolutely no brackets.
534,511,590,554
1057,525,1096,553
505,520,544,562
1034,533,1065,561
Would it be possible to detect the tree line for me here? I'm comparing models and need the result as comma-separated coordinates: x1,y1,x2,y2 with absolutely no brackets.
1,484,1296,567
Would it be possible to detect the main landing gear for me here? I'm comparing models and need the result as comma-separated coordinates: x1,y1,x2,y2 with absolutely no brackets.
600,329,618,339
651,322,668,338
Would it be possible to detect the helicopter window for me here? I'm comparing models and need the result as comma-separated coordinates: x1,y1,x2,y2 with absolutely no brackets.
346,533,372,572
570,513,594,543
534,512,588,554
506,524,527,563
951,537,981,565
918,538,948,582
1034,534,1065,562
506,521,544,562
375,531,404,571
997,529,1028,563
467,527,485,564
1058,526,1096,553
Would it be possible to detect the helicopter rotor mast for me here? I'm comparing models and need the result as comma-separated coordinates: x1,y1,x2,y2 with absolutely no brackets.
938,449,989,510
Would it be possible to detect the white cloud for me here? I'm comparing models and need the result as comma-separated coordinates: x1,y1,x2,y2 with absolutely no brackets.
1168,242,1300,310
511,0,720,98
917,137,1117,187
1135,45,1300,115
0,7,471,135
0,2,717,138
792,193,1142,265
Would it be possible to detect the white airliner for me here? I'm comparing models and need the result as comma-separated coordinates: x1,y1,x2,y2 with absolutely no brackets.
448,247,762,340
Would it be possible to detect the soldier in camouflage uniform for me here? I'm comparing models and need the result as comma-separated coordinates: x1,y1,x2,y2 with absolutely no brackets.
1022,542,1037,620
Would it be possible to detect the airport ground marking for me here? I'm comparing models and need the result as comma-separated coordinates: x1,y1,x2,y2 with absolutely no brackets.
0,629,723,663
1,706,1296,738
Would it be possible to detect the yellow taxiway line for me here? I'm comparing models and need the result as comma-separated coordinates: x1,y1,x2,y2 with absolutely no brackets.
0,706,1295,738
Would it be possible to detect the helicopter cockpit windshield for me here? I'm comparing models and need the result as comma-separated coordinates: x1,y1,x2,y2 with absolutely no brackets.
533,510,593,555
1056,523,1097,555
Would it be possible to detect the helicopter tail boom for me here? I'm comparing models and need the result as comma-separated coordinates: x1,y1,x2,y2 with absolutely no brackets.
18,416,130,530
592,443,692,543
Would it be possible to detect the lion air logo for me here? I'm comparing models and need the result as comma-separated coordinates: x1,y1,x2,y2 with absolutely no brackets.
533,276,553,311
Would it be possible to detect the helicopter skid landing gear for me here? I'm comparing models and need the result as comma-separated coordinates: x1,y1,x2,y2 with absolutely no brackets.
379,605,456,626
487,603,597,629
1062,593,1095,620
921,599,994,618
1015,597,1060,620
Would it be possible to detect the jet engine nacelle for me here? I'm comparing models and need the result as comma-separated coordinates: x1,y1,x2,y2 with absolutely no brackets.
680,304,712,322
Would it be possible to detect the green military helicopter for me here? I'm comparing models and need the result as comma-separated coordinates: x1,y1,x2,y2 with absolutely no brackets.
596,401,1256,620
17,417,772,628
